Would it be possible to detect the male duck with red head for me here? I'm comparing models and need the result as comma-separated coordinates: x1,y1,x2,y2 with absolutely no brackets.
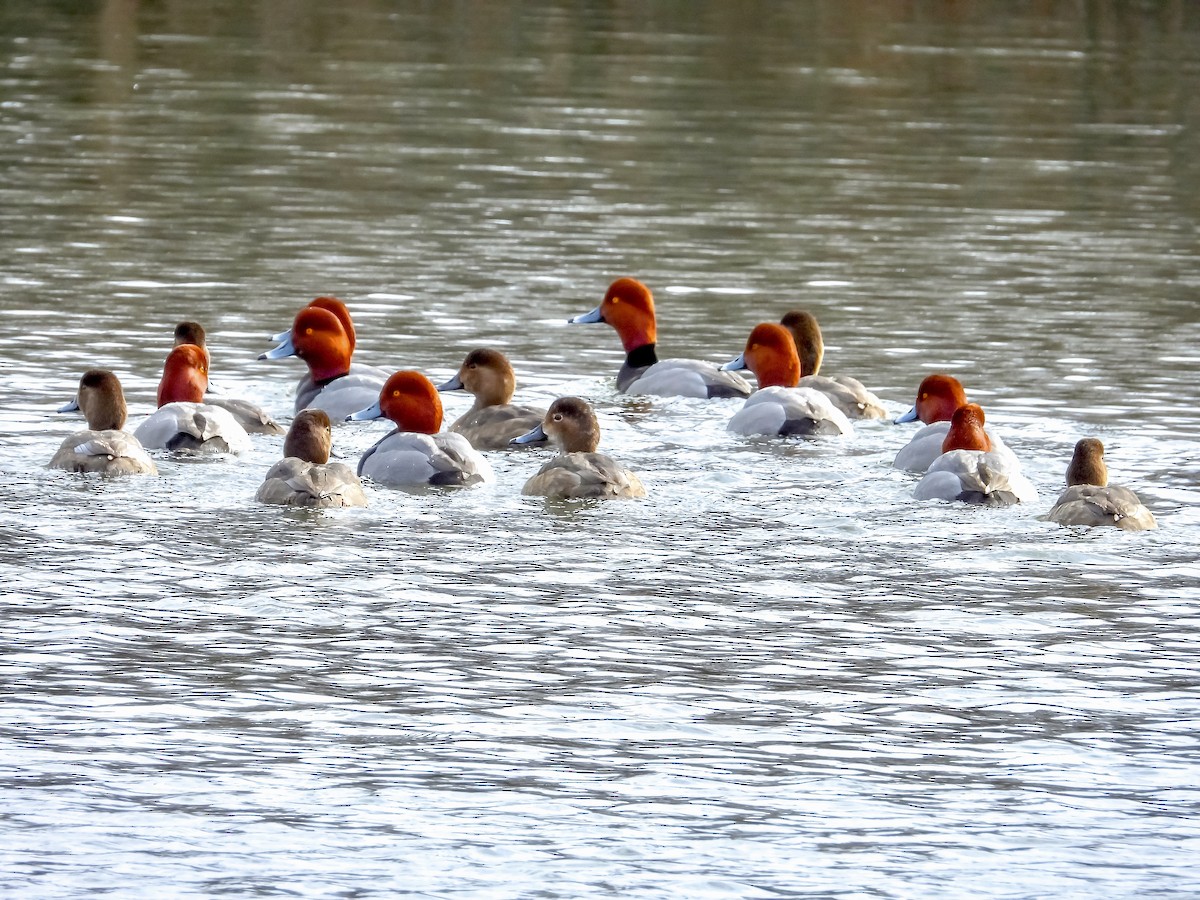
52,369,157,475
347,371,493,487
893,373,1014,472
912,403,1036,505
1046,438,1156,530
570,278,751,399
719,323,852,437
260,296,387,421
133,344,253,454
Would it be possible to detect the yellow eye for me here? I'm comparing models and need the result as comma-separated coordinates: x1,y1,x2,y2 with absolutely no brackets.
305,327,313,336
392,390,401,398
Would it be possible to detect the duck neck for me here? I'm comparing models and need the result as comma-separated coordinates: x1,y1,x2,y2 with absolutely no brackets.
624,343,658,370
1067,457,1107,487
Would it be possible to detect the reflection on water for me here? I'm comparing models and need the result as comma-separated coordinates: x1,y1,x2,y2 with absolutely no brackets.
2,2,1200,897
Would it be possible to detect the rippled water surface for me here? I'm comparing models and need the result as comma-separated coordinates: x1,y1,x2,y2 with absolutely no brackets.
3,3,1200,897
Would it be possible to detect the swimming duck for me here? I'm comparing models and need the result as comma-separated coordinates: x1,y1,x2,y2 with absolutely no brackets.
133,344,253,454
893,373,1013,472
347,370,493,487
569,278,751,398
170,322,284,435
1046,438,1156,530
260,297,388,421
512,396,646,499
719,323,853,437
779,310,887,420
51,369,157,475
436,348,548,449
256,409,367,508
912,403,1036,505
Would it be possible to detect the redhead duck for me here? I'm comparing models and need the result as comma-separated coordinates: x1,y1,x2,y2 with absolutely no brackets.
260,297,387,421
779,310,887,420
436,348,547,450
512,396,646,499
256,410,367,508
913,404,1036,505
133,344,252,454
51,369,157,475
893,374,1014,472
570,278,751,399
719,324,853,437
173,321,283,434
347,371,493,487
1047,438,1156,530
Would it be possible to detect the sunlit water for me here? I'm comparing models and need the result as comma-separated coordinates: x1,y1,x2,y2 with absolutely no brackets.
2,3,1199,897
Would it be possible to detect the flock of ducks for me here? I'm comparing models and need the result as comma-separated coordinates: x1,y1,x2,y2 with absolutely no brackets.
50,278,1157,530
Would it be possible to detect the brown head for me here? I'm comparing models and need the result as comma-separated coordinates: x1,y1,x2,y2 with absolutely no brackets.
454,348,516,407
1066,437,1107,487
76,369,128,431
941,403,991,453
734,323,801,388
157,344,209,406
779,310,824,377
174,321,206,349
910,374,968,424
542,396,601,454
378,371,443,434
283,409,333,464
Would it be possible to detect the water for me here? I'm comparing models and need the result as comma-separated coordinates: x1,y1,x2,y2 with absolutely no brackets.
2,2,1199,897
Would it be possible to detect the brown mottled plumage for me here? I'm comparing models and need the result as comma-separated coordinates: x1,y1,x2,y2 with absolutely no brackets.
438,349,546,449
50,369,157,475
515,397,645,500
1047,438,1156,530
257,410,366,507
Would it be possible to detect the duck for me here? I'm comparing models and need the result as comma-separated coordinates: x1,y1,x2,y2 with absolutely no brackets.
51,369,157,475
435,348,548,450
1046,438,1156,530
171,322,284,435
912,403,1036,505
256,409,367,508
719,323,853,437
259,297,388,421
779,310,887,420
347,370,494,487
133,344,253,454
893,373,1014,472
512,396,646,499
569,278,752,398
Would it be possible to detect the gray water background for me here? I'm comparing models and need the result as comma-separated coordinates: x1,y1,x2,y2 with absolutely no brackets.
2,3,1199,897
